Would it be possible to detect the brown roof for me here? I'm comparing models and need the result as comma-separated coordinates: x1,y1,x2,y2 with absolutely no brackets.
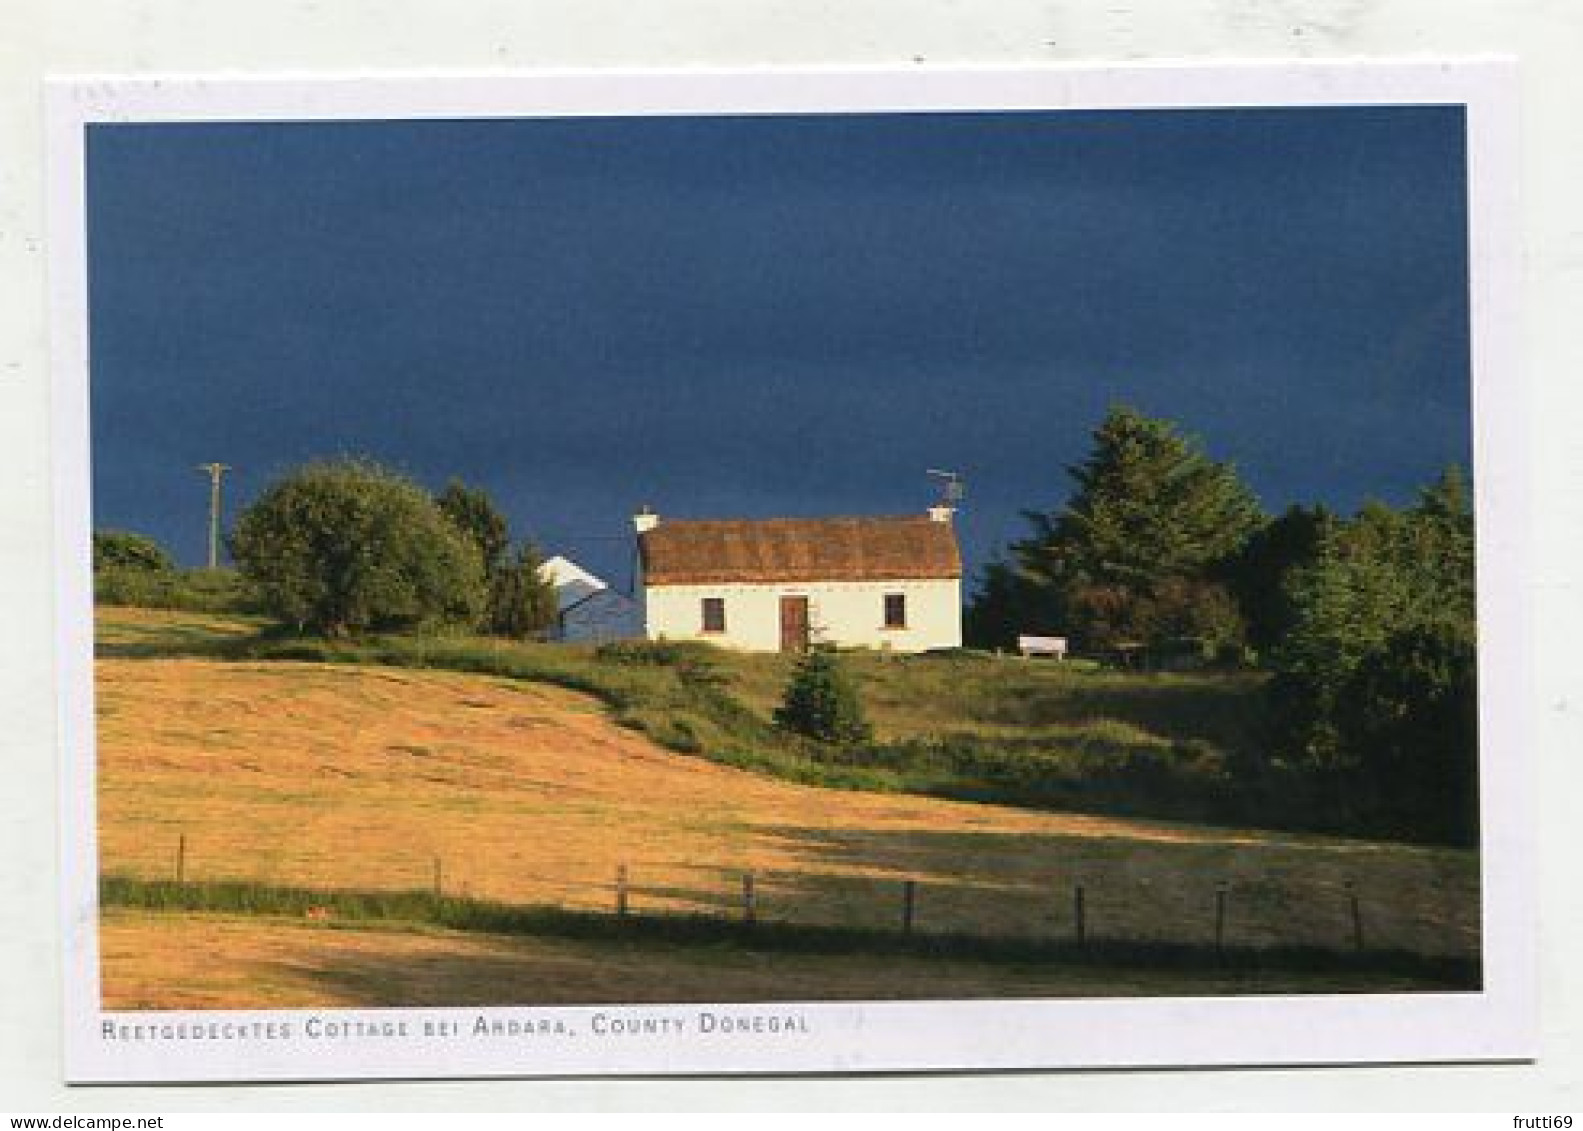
639,515,962,585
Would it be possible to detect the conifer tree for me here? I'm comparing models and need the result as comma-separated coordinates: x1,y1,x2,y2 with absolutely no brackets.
435,479,560,639
489,540,560,639
1223,504,1333,654
1268,466,1476,772
774,648,872,746
968,405,1262,651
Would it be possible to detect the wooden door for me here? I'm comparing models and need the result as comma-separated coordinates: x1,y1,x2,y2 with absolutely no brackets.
779,596,810,653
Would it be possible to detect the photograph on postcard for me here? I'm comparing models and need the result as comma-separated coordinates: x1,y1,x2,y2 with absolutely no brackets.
52,65,1525,1079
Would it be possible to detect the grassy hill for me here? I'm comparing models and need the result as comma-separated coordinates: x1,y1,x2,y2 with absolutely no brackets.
98,606,1278,827
94,607,1479,1006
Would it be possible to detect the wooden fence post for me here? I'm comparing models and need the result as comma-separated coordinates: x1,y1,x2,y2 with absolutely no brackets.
902,880,917,935
742,873,756,925
1347,881,1365,952
175,833,186,885
1074,883,1087,948
1214,881,1229,961
616,864,629,917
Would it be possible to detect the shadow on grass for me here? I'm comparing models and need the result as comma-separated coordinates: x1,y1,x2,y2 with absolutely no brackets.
969,675,1270,752
94,620,266,660
724,822,1481,959
101,875,1480,992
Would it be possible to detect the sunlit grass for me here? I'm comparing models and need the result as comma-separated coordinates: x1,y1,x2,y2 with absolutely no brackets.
94,607,1270,825
92,607,1481,1007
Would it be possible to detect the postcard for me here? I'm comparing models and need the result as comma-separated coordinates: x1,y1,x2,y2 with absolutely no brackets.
49,61,1530,1082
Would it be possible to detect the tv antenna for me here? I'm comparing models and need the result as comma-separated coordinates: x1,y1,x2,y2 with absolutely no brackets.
927,469,965,507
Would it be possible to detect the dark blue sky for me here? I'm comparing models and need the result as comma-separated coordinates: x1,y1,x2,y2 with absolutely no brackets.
87,107,1471,589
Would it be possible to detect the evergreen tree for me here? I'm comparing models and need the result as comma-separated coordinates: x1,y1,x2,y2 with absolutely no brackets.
774,648,872,746
1336,620,1478,845
1054,407,1261,593
489,540,560,639
1223,504,1333,654
1129,576,1247,655
964,553,1057,650
434,479,565,639
1268,467,1476,772
969,405,1262,651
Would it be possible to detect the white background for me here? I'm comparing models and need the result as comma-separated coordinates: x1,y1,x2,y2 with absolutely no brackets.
2,0,1580,1113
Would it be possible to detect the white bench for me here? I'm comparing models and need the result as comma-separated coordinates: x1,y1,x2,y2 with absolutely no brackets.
1017,634,1068,660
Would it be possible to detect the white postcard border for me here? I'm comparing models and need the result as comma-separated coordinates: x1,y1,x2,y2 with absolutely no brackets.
48,61,1530,1083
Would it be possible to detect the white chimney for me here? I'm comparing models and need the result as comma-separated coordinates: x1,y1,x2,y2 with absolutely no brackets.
633,505,660,533
928,505,955,523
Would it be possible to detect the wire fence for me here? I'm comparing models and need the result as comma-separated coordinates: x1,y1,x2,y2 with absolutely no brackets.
119,831,1481,966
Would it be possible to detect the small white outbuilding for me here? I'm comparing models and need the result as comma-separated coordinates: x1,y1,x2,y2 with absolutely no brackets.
633,507,963,653
539,555,643,643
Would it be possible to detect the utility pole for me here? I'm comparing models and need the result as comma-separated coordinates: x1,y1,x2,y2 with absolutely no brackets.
195,462,232,569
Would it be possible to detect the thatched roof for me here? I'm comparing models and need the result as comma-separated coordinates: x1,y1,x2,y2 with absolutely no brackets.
639,515,962,586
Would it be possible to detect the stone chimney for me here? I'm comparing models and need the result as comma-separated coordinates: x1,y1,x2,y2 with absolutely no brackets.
928,505,955,523
633,505,660,533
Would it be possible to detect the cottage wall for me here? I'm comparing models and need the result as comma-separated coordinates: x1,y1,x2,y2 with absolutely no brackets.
642,578,962,652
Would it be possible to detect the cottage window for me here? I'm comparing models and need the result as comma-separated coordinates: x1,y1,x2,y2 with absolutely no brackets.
701,597,727,634
883,593,907,629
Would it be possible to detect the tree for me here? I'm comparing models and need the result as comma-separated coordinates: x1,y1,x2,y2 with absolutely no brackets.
963,553,1056,650
229,459,486,637
970,406,1262,652
1130,576,1247,654
488,540,560,639
435,479,563,639
93,529,174,575
774,648,872,746
1336,620,1478,845
1267,467,1476,772
93,528,178,609
1222,504,1333,655
436,479,511,580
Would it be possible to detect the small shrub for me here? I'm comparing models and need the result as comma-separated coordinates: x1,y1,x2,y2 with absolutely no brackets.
594,639,717,667
774,648,872,746
174,568,265,614
651,717,704,754
94,529,174,574
676,655,731,692
95,567,170,608
96,566,263,615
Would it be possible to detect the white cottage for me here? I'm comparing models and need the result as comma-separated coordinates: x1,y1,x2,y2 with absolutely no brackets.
634,507,963,652
539,554,643,643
